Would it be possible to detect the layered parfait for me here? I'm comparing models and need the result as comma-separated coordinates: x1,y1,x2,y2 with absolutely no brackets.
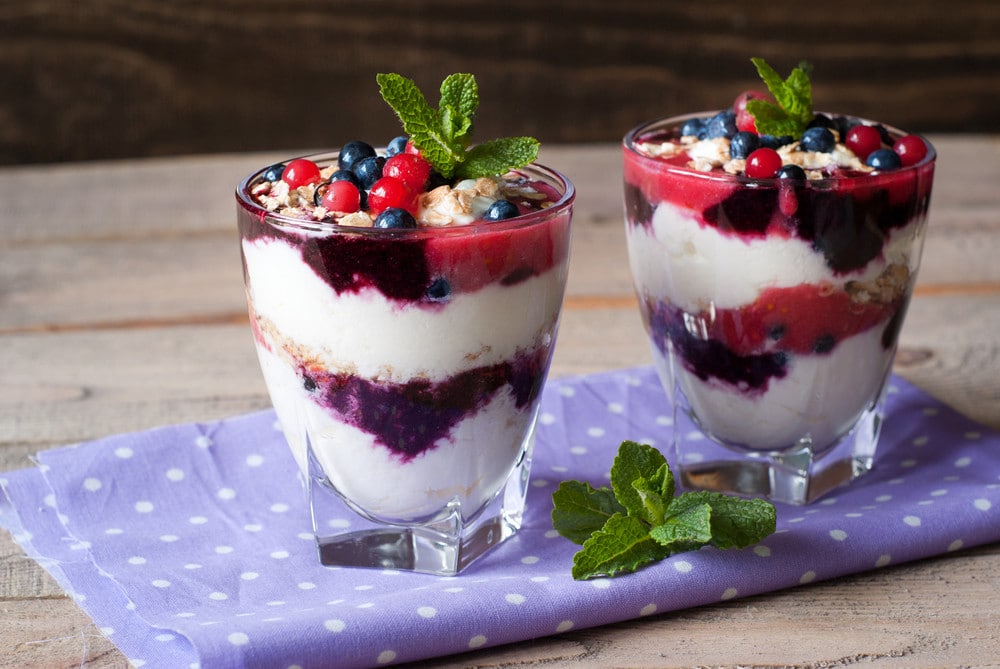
236,74,573,531
624,59,935,465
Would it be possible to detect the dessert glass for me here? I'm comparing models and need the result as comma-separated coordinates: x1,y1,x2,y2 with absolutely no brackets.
236,153,574,574
623,115,936,504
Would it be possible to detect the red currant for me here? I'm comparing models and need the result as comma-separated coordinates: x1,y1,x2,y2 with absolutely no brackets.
744,148,783,179
733,90,769,134
320,180,361,213
893,135,928,167
845,125,882,161
368,176,418,216
383,153,433,192
282,159,322,189
404,140,422,156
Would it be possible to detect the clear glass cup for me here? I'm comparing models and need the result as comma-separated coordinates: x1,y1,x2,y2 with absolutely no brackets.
236,153,574,573
623,115,936,504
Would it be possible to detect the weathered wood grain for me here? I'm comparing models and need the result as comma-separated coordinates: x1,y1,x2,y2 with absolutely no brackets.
1,1,998,163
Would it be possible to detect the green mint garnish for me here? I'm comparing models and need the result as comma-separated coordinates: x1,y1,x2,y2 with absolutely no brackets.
745,57,815,139
551,441,777,580
376,72,539,180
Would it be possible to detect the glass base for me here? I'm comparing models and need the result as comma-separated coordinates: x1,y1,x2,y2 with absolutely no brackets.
305,431,534,575
674,397,885,506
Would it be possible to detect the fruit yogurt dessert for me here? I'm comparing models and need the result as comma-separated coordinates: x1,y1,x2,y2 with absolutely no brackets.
623,59,935,502
236,74,573,571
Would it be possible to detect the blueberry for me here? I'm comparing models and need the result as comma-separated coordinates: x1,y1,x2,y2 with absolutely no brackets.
813,334,836,354
768,324,786,341
759,134,794,150
866,148,902,170
338,140,376,171
705,110,738,140
261,163,284,182
800,126,836,153
680,117,707,139
483,199,519,221
386,135,409,157
777,164,807,181
729,131,759,160
833,115,858,139
329,169,362,188
303,376,317,392
427,170,451,190
353,155,385,189
807,113,836,130
373,207,417,229
425,276,452,302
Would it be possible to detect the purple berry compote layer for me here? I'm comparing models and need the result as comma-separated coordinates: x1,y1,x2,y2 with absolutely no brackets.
624,112,935,454
236,150,573,524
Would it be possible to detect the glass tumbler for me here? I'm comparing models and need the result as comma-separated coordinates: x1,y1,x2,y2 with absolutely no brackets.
237,154,574,573
623,115,935,504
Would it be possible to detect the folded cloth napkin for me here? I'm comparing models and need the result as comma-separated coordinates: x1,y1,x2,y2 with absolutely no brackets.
2,367,999,669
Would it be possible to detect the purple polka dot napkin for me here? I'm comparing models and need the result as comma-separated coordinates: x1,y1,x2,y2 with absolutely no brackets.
2,367,999,669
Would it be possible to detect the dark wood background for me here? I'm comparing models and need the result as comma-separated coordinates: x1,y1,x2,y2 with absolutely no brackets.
2,0,998,165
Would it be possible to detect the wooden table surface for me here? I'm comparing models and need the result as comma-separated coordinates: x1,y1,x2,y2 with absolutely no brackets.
2,138,999,667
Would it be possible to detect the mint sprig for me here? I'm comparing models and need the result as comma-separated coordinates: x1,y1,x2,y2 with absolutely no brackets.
745,57,815,139
552,441,777,580
376,73,539,180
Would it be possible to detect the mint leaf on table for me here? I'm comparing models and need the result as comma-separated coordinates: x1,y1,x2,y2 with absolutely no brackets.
376,72,539,180
552,441,778,580
745,57,815,139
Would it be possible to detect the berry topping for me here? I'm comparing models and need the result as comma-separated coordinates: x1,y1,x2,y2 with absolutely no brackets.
338,141,377,171
744,148,783,179
353,155,386,190
759,134,794,150
282,159,322,189
893,135,928,167
799,126,836,153
776,164,807,181
373,207,418,229
329,169,362,188
483,199,519,221
845,124,883,161
807,113,836,130
368,176,418,216
680,118,707,139
425,277,452,302
733,90,770,133
866,148,903,171
383,153,433,192
706,110,738,140
386,135,409,157
261,163,285,182
729,131,760,160
319,180,362,213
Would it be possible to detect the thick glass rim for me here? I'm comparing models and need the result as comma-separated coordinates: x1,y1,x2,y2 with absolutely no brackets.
236,150,575,237
622,111,936,185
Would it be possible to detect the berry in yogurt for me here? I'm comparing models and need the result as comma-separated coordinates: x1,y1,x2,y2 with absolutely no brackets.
624,58,935,458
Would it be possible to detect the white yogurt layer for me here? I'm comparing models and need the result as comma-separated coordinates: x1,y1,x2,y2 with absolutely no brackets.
242,236,566,523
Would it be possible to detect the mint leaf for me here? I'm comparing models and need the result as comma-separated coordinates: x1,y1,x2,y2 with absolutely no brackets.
571,513,671,580
377,72,540,179
551,480,626,545
458,137,539,179
747,57,814,139
552,440,778,580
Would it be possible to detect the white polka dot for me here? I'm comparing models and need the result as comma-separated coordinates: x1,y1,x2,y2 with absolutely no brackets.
875,554,892,568
556,620,574,633
83,478,102,492
155,633,175,642
246,454,264,467
531,479,549,487
184,563,202,570
160,535,179,543
354,584,374,591
469,634,488,648
271,551,290,559
327,518,351,529
152,580,171,588
875,494,892,503
105,528,123,535
903,515,922,527
217,488,236,500
673,560,693,573
607,402,624,414
241,572,259,581
505,593,526,605
655,415,673,426
324,619,345,633
954,456,972,468
134,501,154,513
166,469,185,482
228,632,249,646
209,592,228,601
244,524,263,532
753,545,771,557
270,503,290,513
900,459,918,468
539,413,556,425
930,489,949,497
640,603,657,616
948,539,964,552
530,576,549,583
194,435,213,448
298,582,316,590
922,407,938,416
115,447,134,459
128,556,147,565
443,587,464,593
590,578,612,589
912,435,929,446
417,606,436,618
521,556,540,564
176,612,195,618
357,602,375,609
558,386,575,397
974,499,992,511
189,516,208,525
721,587,738,600
544,529,560,538
800,571,816,584
267,601,285,607
845,512,863,518
819,497,838,506
215,546,234,554
829,529,848,541
376,650,396,664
